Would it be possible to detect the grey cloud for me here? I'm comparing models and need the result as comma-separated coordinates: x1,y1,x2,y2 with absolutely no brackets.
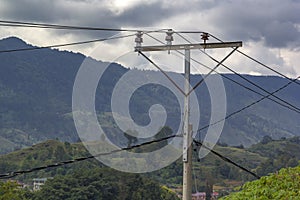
263,21,299,48
0,0,63,22
0,0,176,39
0,0,299,50
206,0,300,49
0,0,171,27
0,0,218,31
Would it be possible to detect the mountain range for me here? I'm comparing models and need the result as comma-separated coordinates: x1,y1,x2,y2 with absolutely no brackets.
0,36,299,154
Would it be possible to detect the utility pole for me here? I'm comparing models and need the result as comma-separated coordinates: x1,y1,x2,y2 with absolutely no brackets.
135,30,242,200
182,48,192,200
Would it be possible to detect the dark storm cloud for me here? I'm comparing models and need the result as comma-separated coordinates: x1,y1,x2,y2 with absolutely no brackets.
0,0,178,39
207,0,300,49
0,0,65,22
0,0,173,28
0,0,299,49
0,0,218,33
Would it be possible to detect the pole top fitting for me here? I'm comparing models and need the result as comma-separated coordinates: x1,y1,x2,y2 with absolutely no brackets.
201,32,209,44
165,29,174,54
165,29,174,46
135,31,143,51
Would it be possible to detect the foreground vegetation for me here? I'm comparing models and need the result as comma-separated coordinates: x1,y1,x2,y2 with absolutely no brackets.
221,165,300,199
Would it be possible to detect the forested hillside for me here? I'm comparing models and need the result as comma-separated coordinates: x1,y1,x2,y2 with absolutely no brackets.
1,136,300,197
0,37,299,154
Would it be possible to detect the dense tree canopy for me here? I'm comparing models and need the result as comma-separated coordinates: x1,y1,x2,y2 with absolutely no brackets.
0,181,32,200
32,168,179,200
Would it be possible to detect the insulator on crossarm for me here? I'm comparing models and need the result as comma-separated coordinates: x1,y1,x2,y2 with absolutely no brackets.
201,32,209,50
165,29,174,54
135,31,143,50
201,32,209,41
165,29,174,45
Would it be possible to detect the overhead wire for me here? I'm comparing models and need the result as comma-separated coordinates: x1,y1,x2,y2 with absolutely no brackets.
0,19,168,32
139,37,300,147
175,32,300,114
193,139,260,179
137,40,238,97
137,51,186,96
0,133,262,182
143,33,240,98
208,33,300,87
197,75,300,132
201,50,300,113
187,46,239,96
0,134,182,179
172,30,300,86
141,33,300,169
0,34,136,53
145,32,300,114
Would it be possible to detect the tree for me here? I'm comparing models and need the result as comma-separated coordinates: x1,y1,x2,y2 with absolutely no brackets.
261,135,273,144
0,181,32,200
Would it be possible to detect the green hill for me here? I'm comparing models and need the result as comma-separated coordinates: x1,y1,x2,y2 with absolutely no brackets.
0,136,300,197
0,140,98,182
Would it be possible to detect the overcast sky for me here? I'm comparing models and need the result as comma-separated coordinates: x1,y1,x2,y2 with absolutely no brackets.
0,0,299,77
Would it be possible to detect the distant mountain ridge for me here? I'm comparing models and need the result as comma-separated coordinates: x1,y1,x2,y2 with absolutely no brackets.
0,36,299,154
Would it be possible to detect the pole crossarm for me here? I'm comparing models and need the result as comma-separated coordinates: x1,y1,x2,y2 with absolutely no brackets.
135,41,242,52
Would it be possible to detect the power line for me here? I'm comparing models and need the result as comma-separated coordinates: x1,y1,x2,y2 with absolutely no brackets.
0,133,262,185
201,50,300,113
193,139,260,179
191,57,300,114
197,75,300,132
143,33,239,97
144,32,218,92
155,33,300,139
175,32,300,114
0,19,168,32
187,46,239,96
1,19,299,91
137,51,186,96
0,134,182,179
0,34,136,53
145,32,300,114
208,33,300,87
